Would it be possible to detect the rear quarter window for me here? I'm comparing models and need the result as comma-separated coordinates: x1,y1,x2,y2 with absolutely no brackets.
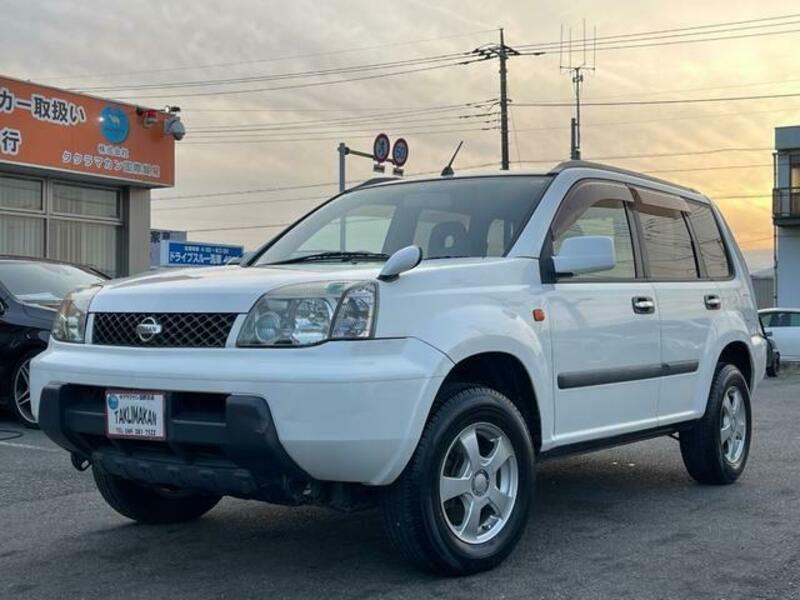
687,201,732,278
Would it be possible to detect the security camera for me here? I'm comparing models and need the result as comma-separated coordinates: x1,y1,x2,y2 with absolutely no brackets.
163,117,186,141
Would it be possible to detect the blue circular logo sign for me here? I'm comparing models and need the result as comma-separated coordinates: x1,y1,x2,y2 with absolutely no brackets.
99,106,129,143
107,395,119,411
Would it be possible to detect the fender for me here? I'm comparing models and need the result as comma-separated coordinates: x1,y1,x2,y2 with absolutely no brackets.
411,304,555,452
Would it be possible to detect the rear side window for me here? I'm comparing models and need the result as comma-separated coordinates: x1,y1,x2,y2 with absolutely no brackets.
687,202,732,278
637,204,699,280
763,312,800,327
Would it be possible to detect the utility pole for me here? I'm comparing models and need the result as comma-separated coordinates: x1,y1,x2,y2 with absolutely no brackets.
498,28,511,170
569,68,584,160
560,21,596,161
474,30,519,170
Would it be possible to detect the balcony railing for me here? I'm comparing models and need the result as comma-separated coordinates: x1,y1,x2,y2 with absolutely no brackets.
773,187,800,218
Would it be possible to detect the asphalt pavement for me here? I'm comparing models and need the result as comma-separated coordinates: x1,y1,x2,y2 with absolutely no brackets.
1,374,799,599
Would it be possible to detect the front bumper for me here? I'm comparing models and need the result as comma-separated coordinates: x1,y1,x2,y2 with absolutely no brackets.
31,338,452,486
39,386,310,499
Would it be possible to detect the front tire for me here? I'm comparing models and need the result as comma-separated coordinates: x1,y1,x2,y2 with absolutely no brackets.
93,467,221,524
680,364,752,485
381,386,534,575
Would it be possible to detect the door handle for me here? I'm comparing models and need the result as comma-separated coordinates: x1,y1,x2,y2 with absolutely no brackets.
632,296,655,314
704,294,722,310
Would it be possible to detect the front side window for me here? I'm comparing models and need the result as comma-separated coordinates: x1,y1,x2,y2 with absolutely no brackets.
551,181,636,279
687,202,731,278
0,261,103,306
638,205,699,280
256,177,551,265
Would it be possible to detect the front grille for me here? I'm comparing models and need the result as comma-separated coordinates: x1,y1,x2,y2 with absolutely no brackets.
92,313,237,348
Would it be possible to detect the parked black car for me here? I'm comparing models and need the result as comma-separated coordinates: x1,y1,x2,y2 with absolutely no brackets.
764,327,781,378
0,256,107,427
757,314,781,378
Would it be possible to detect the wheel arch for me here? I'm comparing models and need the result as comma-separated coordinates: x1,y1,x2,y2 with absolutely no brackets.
436,351,543,453
717,340,753,391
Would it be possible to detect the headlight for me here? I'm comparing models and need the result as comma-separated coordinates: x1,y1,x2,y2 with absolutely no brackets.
237,281,377,347
52,286,102,343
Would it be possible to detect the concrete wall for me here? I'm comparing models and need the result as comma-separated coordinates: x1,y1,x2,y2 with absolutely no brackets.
751,276,775,309
777,227,800,307
124,187,151,276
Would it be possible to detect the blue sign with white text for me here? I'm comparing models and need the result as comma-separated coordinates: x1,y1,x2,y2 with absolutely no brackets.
166,241,244,267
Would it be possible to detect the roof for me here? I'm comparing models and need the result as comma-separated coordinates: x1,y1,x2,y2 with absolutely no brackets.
549,160,701,194
351,160,703,198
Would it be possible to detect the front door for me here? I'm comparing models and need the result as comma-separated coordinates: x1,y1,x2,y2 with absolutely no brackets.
546,180,661,445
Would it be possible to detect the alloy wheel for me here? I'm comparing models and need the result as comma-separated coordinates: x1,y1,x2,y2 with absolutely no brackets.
720,385,747,465
13,358,36,425
439,422,519,545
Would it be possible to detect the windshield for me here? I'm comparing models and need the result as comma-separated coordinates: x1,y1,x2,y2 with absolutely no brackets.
255,176,551,265
0,261,104,305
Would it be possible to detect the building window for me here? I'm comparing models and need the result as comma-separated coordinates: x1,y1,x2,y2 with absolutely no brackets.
0,175,123,275
49,220,120,277
0,214,45,257
53,183,120,219
0,175,43,212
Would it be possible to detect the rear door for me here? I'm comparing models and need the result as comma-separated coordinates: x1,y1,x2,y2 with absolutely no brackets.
546,180,661,445
633,188,718,425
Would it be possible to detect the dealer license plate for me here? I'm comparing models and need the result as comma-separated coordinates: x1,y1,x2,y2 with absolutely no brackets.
105,390,166,440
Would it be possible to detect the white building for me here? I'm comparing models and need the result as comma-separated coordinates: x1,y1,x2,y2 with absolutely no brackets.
773,126,800,307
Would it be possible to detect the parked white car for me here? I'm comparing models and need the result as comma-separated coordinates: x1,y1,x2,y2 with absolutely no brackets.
31,162,766,575
759,308,800,362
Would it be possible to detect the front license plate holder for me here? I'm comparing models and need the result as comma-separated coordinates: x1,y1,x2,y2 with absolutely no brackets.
105,389,166,441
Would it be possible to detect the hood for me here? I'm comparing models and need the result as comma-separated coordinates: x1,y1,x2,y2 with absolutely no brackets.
89,264,383,313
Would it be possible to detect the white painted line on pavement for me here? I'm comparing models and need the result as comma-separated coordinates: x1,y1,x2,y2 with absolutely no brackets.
0,440,60,453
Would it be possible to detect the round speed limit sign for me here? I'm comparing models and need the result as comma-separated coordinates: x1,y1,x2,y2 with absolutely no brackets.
373,133,390,163
392,138,409,167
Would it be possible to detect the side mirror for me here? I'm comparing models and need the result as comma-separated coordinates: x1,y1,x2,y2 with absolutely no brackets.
552,236,616,277
378,245,423,282
228,251,255,266
765,330,774,338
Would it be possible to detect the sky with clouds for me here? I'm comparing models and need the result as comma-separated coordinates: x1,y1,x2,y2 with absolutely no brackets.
5,0,799,269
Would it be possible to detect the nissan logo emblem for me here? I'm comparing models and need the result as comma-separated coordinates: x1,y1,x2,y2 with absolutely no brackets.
136,317,162,342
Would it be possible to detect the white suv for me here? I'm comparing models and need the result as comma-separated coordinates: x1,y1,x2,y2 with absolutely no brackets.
31,162,766,575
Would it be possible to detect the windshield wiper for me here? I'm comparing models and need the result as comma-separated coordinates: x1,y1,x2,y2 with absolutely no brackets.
269,251,390,265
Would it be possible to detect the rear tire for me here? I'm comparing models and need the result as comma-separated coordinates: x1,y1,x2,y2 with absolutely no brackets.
380,386,535,575
767,354,780,378
680,364,751,485
93,467,221,524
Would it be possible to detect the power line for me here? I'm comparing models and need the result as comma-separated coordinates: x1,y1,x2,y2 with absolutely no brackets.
154,181,341,201
186,222,295,233
519,26,800,57
109,57,487,100
181,125,499,145
189,104,495,134
513,146,773,164
40,28,495,81
516,90,800,107
152,194,326,212
517,13,800,51
76,52,471,93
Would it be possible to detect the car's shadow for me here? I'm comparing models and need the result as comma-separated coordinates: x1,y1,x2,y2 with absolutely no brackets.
11,436,749,598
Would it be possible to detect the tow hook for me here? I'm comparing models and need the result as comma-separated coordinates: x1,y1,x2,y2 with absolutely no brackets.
70,453,91,472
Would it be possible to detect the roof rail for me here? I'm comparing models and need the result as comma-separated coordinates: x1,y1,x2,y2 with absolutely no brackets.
549,160,700,195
